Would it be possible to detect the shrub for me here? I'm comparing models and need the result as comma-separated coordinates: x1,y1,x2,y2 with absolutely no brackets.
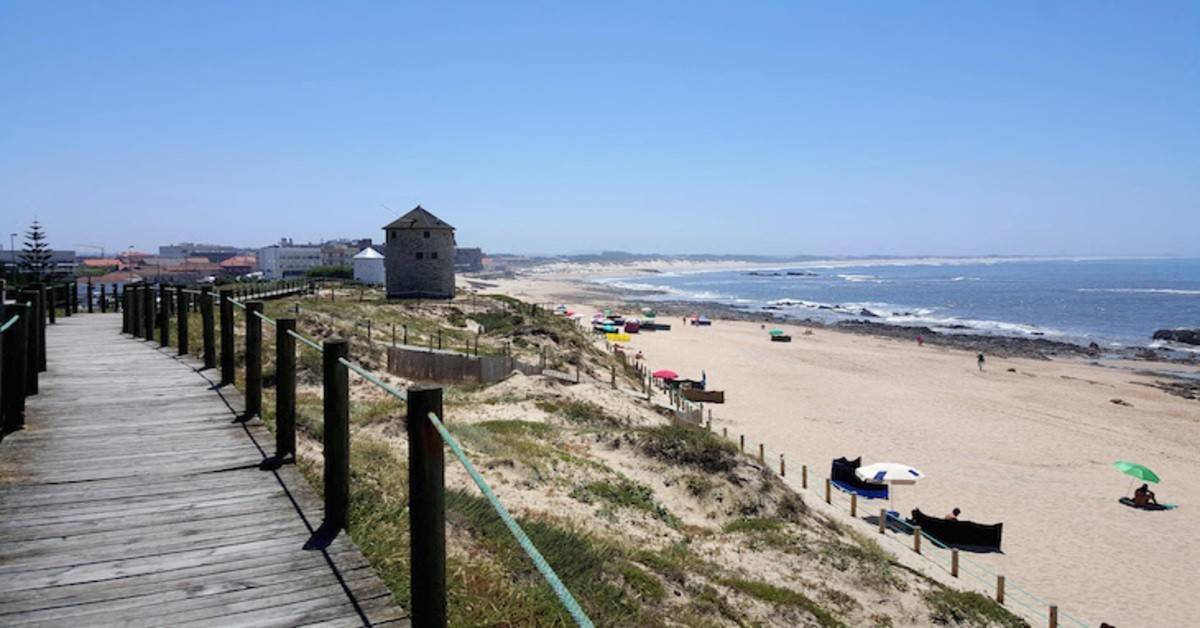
639,425,738,473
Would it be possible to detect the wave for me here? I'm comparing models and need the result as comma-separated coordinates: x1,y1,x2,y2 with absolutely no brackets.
1077,288,1200,296
836,273,882,283
764,298,1057,337
591,278,731,301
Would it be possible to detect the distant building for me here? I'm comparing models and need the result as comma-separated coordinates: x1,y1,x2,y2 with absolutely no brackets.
220,255,258,275
321,238,372,268
455,247,484,272
158,242,242,263
258,239,322,279
353,247,385,285
383,206,456,299
81,258,122,271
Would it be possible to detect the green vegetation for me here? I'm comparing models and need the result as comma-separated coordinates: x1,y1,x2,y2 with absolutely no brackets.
536,398,621,427
570,478,680,527
306,265,353,279
925,589,1030,627
720,577,844,627
639,424,739,473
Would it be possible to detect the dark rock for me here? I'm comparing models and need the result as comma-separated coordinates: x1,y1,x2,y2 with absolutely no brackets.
859,308,880,318
1153,329,1200,346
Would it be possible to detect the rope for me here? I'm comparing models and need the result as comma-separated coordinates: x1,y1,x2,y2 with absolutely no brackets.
0,314,18,333
288,329,323,352
230,299,246,310
426,411,595,628
252,310,277,327
338,357,407,401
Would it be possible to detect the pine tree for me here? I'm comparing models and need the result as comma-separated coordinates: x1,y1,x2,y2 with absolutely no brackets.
20,220,54,279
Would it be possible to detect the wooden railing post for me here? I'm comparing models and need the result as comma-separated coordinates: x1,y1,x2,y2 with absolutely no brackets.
62,282,71,318
87,281,94,314
274,317,296,461
408,385,446,628
878,508,887,534
321,339,350,533
201,287,216,370
2,304,28,432
996,575,1005,604
219,292,235,385
21,290,40,393
951,549,959,577
142,284,155,341
176,286,188,356
1049,605,1057,628
120,286,129,333
157,285,169,347
100,283,107,313
913,526,922,553
244,301,263,420
35,286,46,373
72,281,79,314
47,284,56,325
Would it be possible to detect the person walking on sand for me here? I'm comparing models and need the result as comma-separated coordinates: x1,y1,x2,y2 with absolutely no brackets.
917,334,924,347
977,353,985,371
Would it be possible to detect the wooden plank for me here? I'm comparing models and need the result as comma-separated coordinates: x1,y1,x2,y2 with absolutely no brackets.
0,315,405,625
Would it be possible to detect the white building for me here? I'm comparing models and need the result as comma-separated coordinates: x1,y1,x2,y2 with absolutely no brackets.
257,240,322,279
352,247,385,285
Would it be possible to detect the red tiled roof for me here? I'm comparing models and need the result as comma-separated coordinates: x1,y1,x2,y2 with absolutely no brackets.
220,255,257,268
82,258,121,268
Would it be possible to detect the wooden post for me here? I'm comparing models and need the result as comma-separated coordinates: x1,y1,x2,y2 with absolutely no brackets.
201,287,216,370
996,575,1005,604
1048,605,1057,628
158,285,170,348
219,293,235,385
275,317,296,460
610,364,616,388
2,304,28,430
37,287,47,372
176,286,188,356
722,426,727,438
100,284,107,313
951,549,959,577
87,281,94,313
367,319,372,343
391,322,396,347
913,526,922,553
47,285,56,324
322,339,351,532
851,493,858,517
780,453,785,476
758,443,764,463
407,386,446,628
437,328,442,350
244,301,263,420
739,434,744,452
824,478,831,504
403,324,408,345
61,283,70,318
142,283,154,341
802,464,808,489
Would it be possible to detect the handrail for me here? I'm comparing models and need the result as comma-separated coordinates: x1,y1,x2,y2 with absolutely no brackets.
252,309,276,327
337,357,406,401
0,314,18,334
288,329,323,353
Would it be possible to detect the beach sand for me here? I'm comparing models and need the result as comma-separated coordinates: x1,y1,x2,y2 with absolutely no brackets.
481,272,1200,628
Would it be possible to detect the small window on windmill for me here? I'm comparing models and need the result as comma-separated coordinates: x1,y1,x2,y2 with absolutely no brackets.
416,252,424,260
431,252,438,259
423,231,430,238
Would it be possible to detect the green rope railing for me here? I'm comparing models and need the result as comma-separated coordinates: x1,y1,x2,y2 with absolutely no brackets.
288,329,323,353
252,310,277,327
426,410,595,628
337,357,407,401
0,314,18,334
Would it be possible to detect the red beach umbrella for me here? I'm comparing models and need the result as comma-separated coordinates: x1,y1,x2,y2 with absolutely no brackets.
652,369,679,380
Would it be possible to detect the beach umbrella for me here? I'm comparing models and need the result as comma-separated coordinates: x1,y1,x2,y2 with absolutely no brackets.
602,324,617,332
857,462,924,513
769,329,785,336
1113,461,1160,484
652,369,679,380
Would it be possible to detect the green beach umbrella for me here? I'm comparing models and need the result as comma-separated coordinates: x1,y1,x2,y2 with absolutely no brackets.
1114,461,1160,484
769,329,785,336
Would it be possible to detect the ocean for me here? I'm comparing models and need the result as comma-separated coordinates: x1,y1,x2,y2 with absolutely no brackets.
592,258,1200,349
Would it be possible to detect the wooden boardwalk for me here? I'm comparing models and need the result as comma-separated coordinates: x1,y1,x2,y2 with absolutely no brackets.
0,314,407,627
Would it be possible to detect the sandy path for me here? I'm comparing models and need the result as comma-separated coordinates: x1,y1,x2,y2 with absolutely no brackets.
484,276,1200,628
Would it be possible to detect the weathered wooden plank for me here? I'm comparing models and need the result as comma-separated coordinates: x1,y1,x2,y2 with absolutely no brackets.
0,314,404,626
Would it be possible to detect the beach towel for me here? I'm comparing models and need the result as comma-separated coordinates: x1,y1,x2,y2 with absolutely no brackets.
1118,497,1177,511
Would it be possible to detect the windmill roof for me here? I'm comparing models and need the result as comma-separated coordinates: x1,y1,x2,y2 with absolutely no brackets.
353,247,384,260
383,205,454,231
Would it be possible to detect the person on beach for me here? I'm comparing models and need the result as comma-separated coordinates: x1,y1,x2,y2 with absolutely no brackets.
917,334,924,347
945,508,961,521
1134,484,1159,508
977,353,985,371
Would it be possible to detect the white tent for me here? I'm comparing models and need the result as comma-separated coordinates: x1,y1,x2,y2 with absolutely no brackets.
352,247,385,285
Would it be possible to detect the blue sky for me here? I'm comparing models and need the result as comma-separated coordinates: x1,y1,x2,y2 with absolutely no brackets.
2,2,1197,257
